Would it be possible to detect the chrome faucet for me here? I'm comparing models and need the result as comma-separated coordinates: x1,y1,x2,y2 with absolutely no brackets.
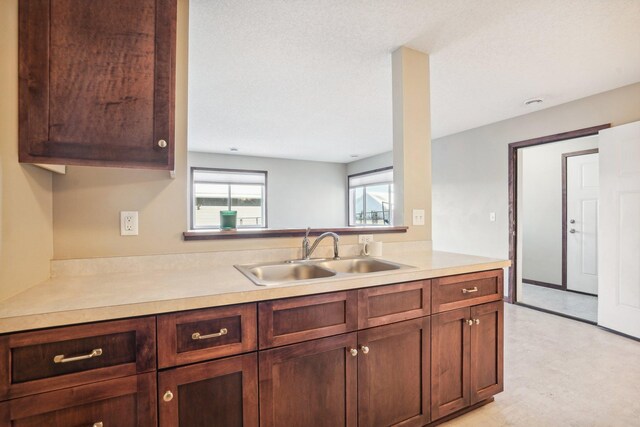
302,227,340,260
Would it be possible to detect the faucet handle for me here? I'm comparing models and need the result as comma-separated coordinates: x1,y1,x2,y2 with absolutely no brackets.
305,227,311,238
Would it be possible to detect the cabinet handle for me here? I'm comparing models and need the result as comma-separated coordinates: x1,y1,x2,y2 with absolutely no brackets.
163,390,174,402
474,318,480,325
349,348,358,357
466,319,474,326
462,287,478,294
192,328,228,340
360,345,370,354
158,139,168,148
53,348,102,364
93,422,104,427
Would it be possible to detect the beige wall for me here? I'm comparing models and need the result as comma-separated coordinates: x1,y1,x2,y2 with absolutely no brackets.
52,0,432,259
0,0,54,301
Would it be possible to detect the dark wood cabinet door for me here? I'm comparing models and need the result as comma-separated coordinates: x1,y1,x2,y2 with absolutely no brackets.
470,301,504,404
158,353,258,427
0,373,156,427
431,307,471,421
18,0,176,170
357,317,430,427
258,291,357,349
259,333,357,427
357,280,430,329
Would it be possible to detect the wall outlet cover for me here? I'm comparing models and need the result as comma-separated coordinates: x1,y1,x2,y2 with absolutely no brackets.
358,234,374,244
120,211,139,236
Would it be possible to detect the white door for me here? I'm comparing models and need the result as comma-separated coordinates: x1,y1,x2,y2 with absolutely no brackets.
566,153,599,295
598,121,640,338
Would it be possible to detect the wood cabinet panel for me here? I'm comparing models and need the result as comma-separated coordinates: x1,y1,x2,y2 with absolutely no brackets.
259,333,357,427
258,292,357,349
0,372,156,427
18,0,176,169
157,303,257,368
0,317,156,401
431,307,471,420
470,301,504,404
432,269,503,313
158,353,258,427
357,317,430,427
358,280,430,329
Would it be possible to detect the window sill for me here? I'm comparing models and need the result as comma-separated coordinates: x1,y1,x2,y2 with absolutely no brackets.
183,226,408,241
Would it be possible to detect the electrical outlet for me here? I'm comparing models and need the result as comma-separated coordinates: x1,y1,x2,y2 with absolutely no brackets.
358,234,374,244
489,212,496,222
412,209,425,226
120,211,139,236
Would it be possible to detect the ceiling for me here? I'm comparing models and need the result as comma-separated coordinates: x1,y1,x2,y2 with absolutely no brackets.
188,0,640,163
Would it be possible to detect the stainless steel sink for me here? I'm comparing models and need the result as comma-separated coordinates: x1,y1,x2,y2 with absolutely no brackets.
246,263,336,283
317,258,402,274
235,256,413,286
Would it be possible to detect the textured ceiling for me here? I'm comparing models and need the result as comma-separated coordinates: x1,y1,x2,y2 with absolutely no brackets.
188,0,640,162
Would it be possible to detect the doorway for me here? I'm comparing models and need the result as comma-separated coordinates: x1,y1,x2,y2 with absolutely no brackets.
507,124,610,323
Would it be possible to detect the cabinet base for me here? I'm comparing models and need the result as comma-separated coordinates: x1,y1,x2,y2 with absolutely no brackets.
426,397,495,426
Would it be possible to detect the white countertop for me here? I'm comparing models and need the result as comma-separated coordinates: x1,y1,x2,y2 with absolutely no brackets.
0,250,510,334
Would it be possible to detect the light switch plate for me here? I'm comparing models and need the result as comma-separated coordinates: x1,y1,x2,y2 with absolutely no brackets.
412,209,425,226
120,211,139,236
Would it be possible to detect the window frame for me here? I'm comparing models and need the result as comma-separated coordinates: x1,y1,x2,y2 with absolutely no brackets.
347,166,393,227
190,167,268,230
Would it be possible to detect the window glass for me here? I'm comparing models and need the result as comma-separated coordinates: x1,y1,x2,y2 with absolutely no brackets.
192,169,267,228
348,168,393,226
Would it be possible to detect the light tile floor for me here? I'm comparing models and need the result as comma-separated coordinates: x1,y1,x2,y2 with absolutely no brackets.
519,283,598,323
444,304,640,427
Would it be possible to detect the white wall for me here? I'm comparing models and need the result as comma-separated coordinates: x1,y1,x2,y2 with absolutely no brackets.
520,135,598,285
432,82,640,297
189,152,347,228
347,151,393,176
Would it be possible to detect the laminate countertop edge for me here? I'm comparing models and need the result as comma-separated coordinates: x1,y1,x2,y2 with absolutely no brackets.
0,251,510,334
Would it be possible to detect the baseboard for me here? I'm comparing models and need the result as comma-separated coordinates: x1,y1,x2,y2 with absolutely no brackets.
522,278,562,289
514,302,597,325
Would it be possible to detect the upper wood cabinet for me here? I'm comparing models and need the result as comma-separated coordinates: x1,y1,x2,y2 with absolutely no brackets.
18,0,176,170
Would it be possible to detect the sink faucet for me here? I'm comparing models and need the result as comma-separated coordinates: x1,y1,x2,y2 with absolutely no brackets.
302,227,340,260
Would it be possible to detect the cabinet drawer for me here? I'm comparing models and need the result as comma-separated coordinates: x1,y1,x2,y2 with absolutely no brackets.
358,280,430,329
0,372,156,427
432,270,503,313
0,317,156,401
258,291,358,349
157,303,257,368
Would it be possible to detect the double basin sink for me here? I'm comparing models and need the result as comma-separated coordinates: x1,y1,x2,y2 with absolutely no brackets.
235,256,413,286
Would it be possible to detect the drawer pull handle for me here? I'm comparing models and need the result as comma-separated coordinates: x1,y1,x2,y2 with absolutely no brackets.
93,422,104,427
53,348,103,364
192,328,228,340
462,287,478,294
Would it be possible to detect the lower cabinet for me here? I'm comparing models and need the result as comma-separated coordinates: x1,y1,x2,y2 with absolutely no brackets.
431,300,503,421
259,318,431,427
259,333,358,427
357,317,430,427
0,372,156,427
158,353,258,427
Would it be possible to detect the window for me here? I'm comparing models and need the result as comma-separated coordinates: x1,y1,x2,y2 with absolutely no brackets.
348,167,393,226
191,168,267,229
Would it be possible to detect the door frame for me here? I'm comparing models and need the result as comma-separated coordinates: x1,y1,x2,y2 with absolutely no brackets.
507,124,609,303
561,148,599,295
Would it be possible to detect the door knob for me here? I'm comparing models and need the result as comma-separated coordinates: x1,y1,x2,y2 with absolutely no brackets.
349,348,358,357
569,228,576,234
163,390,174,402
360,345,370,354
569,219,575,224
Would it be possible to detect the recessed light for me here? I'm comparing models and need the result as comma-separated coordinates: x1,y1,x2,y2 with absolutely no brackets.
524,97,544,106
229,147,239,152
